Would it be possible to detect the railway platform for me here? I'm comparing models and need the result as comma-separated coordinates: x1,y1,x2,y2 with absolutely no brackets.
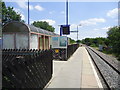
45,47,103,88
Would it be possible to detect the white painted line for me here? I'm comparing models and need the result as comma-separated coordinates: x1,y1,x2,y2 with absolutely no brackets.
85,48,103,88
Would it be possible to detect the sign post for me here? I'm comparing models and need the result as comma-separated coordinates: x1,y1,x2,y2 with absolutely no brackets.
51,36,67,49
51,36,68,60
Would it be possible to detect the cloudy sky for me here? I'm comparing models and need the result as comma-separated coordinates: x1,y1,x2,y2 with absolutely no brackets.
5,0,119,40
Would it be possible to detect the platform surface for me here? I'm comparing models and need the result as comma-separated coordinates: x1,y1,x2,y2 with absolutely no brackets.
45,47,103,88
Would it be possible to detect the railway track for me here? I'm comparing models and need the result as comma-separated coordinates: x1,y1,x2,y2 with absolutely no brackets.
86,46,120,89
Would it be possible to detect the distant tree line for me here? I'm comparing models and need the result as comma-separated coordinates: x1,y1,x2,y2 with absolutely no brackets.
81,37,108,47
80,26,120,60
32,21,55,32
69,38,76,44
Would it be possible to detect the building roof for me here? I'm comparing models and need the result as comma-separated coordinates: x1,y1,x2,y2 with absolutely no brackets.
3,21,59,36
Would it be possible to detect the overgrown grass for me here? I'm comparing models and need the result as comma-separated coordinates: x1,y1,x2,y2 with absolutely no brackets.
102,49,120,61
91,46,120,61
90,45,99,50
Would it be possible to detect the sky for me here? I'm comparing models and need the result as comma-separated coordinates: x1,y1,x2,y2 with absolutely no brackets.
4,0,119,40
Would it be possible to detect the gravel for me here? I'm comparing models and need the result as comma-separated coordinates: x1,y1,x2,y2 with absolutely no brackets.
86,47,120,89
89,47,119,72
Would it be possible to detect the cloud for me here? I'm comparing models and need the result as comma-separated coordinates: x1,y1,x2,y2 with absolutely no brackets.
93,26,111,31
93,28,99,31
67,33,77,40
30,20,34,24
29,5,34,10
69,25,111,40
107,8,118,18
101,26,111,31
15,0,27,9
71,24,82,29
89,26,111,38
60,11,65,14
16,1,33,10
13,8,22,13
49,11,55,14
15,1,44,11
41,19,56,25
4,0,119,2
34,5,44,11
70,24,77,29
80,18,106,26
66,24,83,40
20,14,25,20
13,8,25,20
82,29,107,39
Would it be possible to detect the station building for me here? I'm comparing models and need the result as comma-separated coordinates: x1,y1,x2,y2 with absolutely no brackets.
3,21,59,50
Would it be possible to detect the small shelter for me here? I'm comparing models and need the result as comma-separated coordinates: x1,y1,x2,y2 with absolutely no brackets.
3,21,59,49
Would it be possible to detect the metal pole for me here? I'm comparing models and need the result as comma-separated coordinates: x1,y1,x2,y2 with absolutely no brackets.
60,26,62,36
66,0,68,25
66,0,68,60
28,0,29,25
77,25,78,41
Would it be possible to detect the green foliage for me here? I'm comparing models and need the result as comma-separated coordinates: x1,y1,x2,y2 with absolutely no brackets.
107,26,120,60
81,26,120,60
2,2,22,25
90,44,96,47
104,38,110,46
69,38,76,44
32,21,55,32
81,37,106,47
76,40,81,43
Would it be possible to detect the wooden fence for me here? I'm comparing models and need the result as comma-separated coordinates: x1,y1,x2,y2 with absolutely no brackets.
67,44,79,59
2,49,53,89
52,44,79,61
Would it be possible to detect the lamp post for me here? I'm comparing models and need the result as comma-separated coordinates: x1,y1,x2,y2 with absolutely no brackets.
28,0,29,25
66,0,68,25
77,24,81,41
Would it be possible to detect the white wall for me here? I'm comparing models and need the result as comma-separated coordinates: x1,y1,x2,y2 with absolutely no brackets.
16,33,29,49
30,34,38,49
3,34,15,49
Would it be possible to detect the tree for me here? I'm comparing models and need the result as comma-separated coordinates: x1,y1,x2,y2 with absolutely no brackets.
2,2,22,25
32,21,55,32
81,37,107,47
84,38,92,46
69,38,76,44
107,26,120,59
104,38,110,47
76,40,81,43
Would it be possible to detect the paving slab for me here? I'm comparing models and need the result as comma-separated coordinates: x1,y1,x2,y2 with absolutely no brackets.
45,47,103,88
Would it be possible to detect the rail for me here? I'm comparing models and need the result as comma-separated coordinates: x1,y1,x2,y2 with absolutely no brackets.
86,46,120,89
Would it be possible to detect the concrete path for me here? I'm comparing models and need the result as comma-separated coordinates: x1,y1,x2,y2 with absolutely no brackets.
45,47,102,88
